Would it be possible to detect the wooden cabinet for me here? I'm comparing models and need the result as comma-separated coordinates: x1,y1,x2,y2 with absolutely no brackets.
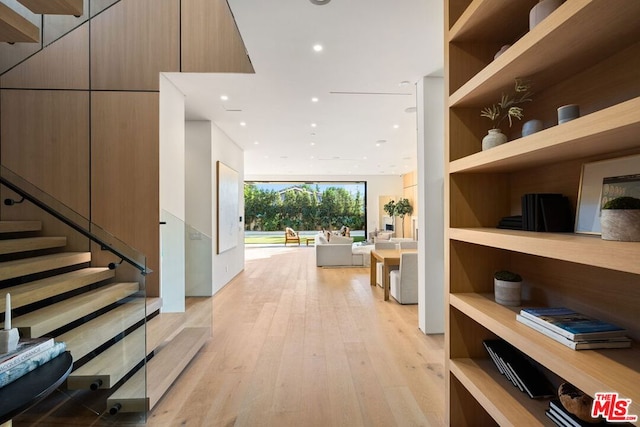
444,0,640,425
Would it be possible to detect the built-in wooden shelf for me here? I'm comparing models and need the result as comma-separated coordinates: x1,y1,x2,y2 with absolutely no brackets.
448,228,640,275
449,97,640,173
446,1,639,424
450,293,640,419
449,0,536,42
450,358,553,426
449,0,640,107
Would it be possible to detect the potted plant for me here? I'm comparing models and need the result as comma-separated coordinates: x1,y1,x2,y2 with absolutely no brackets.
600,196,640,242
394,198,413,238
383,199,397,231
480,78,533,150
494,270,523,306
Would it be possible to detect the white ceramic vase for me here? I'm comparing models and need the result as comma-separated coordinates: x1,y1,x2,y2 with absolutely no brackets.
482,129,507,151
494,279,522,307
530,0,564,30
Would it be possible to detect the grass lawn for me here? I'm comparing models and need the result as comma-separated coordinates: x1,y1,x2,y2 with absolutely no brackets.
245,235,366,245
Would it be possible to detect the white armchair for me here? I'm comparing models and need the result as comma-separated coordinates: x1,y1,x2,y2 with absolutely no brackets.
374,241,398,287
389,252,418,304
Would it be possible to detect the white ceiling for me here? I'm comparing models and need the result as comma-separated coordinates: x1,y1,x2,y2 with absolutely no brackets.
166,0,443,177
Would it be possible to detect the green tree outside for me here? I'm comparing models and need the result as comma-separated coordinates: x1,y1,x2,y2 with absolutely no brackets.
243,184,365,231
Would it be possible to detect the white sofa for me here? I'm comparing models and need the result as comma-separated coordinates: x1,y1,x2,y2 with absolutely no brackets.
315,233,364,267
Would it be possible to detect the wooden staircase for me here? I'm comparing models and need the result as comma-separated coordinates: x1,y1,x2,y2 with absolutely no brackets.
0,220,209,418
0,0,84,44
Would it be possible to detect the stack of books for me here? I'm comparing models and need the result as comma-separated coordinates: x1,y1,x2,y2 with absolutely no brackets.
521,193,573,232
546,399,631,426
483,339,555,399
517,307,631,350
0,337,67,388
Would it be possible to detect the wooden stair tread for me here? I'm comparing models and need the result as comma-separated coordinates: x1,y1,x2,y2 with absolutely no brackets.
0,2,39,43
67,326,146,390
0,221,41,233
146,312,185,353
0,267,114,314
17,0,83,16
0,236,66,255
0,251,91,281
66,299,166,389
10,281,140,338
146,297,162,315
107,327,210,413
58,297,149,362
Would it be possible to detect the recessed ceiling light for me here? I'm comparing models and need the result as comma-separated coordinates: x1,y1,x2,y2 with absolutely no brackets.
309,0,331,5
363,156,368,160
240,122,247,126
311,97,319,103
310,142,316,146
399,80,411,87
393,124,400,129
254,141,259,145
376,139,387,144
220,95,228,101
311,123,317,128
313,44,323,52
405,107,417,113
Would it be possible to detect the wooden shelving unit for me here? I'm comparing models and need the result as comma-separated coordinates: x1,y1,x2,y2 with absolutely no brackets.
444,0,640,425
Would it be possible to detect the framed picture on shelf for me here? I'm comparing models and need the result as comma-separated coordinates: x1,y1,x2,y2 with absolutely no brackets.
575,154,640,234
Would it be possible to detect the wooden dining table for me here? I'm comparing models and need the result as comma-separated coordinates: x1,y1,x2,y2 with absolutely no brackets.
370,248,417,301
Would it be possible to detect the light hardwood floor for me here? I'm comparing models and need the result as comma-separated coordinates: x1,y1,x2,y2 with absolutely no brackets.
15,245,445,426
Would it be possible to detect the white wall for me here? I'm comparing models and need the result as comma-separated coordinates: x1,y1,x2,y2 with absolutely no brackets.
159,75,186,312
185,121,213,296
211,123,245,294
244,173,403,233
184,121,245,296
417,76,445,334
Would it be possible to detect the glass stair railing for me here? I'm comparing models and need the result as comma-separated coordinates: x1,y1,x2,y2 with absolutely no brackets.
0,164,149,424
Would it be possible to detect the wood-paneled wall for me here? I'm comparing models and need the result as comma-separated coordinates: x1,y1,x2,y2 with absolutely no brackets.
181,0,254,73
0,0,254,296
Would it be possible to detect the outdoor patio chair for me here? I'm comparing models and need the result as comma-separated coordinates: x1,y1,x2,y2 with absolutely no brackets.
284,227,300,246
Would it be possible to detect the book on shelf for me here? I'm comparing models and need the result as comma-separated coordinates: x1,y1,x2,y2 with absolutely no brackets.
482,339,555,399
520,193,573,232
516,314,631,350
0,337,54,373
547,399,630,427
0,341,66,388
519,307,627,341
